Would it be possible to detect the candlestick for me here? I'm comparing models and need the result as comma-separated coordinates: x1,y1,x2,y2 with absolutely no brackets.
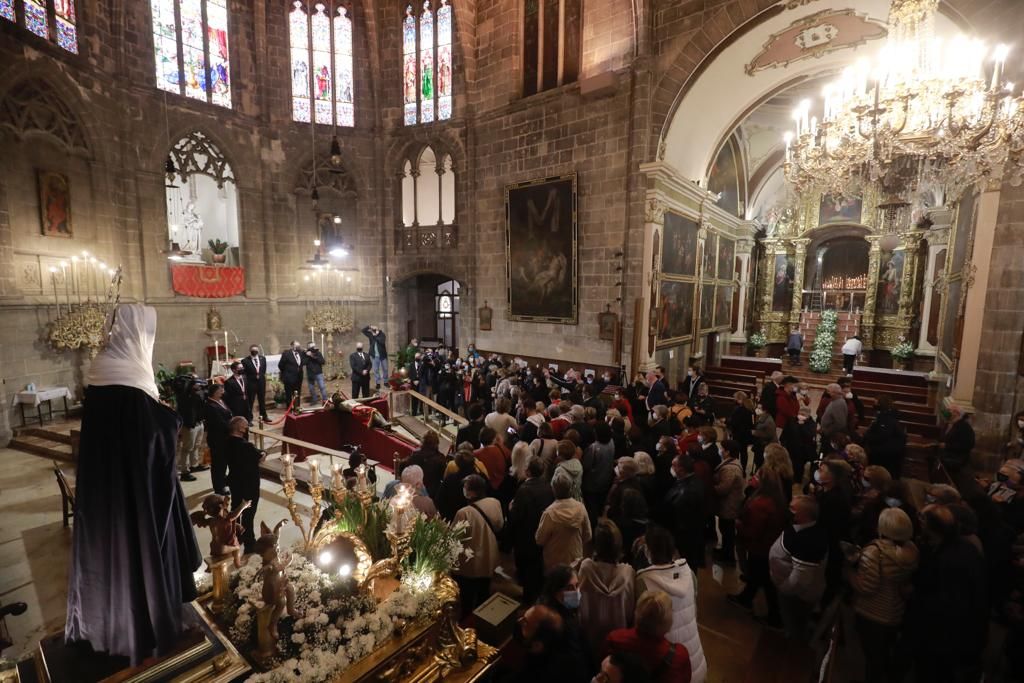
355,464,368,493
71,257,80,304
49,268,59,314
392,483,412,534
308,457,321,487
224,331,229,357
320,332,325,352
214,339,220,366
281,453,295,482
331,463,344,490
310,326,315,343
60,262,69,309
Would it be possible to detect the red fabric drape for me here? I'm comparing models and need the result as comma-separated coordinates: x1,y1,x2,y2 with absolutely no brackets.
170,264,245,298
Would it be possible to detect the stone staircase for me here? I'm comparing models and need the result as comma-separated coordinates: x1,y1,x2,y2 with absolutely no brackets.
9,425,78,463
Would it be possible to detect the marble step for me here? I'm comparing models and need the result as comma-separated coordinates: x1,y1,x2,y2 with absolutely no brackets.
8,435,74,464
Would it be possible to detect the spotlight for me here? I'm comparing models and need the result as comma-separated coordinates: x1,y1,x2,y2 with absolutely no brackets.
338,563,352,578
318,551,333,566
329,247,348,258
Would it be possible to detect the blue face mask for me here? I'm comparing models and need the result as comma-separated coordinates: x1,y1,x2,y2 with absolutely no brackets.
561,589,581,610
884,497,902,508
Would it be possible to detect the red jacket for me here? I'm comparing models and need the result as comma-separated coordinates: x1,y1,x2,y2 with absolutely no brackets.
775,392,800,430
605,628,692,683
737,495,787,557
474,444,509,492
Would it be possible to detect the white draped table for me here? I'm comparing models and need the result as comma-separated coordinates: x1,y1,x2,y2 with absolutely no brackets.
11,386,74,426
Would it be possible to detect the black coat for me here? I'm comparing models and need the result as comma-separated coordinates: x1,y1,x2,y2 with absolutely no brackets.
304,349,326,379
65,385,201,664
664,474,706,568
759,382,779,418
408,447,448,499
203,399,233,451
456,420,485,449
241,354,268,386
349,350,372,376
863,409,907,477
278,348,305,385
361,326,388,359
223,375,250,420
508,477,555,558
941,419,975,472
727,404,755,446
225,435,262,502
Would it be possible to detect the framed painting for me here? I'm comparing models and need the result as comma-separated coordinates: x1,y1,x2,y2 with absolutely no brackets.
818,193,862,225
598,308,617,341
876,250,905,316
717,237,735,280
715,284,733,329
707,137,743,217
771,253,795,312
656,280,694,347
699,284,714,330
505,174,578,323
661,211,698,277
702,232,718,280
479,301,493,331
38,170,72,237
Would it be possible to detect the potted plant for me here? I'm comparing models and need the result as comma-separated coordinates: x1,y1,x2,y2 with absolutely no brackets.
208,238,229,264
748,330,767,357
891,337,915,371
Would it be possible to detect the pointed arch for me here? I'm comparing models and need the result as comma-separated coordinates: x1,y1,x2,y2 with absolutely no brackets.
168,130,235,188
0,77,89,154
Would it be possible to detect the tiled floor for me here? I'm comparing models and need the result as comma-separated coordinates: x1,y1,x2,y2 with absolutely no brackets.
0,443,813,681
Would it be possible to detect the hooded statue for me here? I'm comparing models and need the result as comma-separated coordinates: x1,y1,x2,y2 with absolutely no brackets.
65,304,202,664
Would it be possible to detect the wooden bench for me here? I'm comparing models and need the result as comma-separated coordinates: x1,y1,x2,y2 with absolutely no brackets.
720,355,781,376
54,462,75,527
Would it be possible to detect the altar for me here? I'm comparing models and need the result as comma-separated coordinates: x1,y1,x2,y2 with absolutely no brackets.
278,400,414,471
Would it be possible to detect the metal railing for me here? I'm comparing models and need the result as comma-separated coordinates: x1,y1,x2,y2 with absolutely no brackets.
248,426,382,487
386,389,467,447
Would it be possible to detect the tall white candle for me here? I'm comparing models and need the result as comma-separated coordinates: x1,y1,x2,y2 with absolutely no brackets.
49,268,59,314
224,331,229,357
308,458,321,487
310,326,315,343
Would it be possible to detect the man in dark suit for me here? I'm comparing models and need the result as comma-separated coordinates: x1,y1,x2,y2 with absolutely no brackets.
456,403,486,448
223,361,252,422
349,341,372,398
508,457,555,604
241,344,269,421
407,352,425,415
361,325,389,391
225,417,265,552
278,340,304,407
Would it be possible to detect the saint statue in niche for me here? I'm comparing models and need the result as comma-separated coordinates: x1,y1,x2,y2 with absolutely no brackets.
182,201,204,258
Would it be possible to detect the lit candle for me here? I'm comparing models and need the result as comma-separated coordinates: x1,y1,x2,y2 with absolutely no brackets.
60,261,69,308
331,463,344,489
308,457,321,487
310,326,315,343
320,333,325,351
392,484,411,534
214,339,220,365
356,463,368,493
49,267,59,313
224,330,229,357
281,453,295,482
71,256,81,304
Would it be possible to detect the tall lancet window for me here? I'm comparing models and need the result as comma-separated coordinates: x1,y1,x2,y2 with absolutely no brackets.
402,0,453,126
150,0,232,107
289,1,355,126
2,0,79,53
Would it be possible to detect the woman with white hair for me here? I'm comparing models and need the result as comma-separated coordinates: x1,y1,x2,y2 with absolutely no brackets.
849,507,919,683
509,441,533,483
400,464,437,518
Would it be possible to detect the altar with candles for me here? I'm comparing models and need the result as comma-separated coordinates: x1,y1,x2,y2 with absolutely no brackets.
43,253,122,357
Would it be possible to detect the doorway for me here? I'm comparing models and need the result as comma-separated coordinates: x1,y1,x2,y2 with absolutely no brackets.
393,274,461,354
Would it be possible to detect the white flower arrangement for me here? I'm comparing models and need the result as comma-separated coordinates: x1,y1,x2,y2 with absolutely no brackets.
810,310,839,373
224,548,438,683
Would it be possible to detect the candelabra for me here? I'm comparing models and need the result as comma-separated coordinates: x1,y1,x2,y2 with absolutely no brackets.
280,454,324,556
45,258,122,357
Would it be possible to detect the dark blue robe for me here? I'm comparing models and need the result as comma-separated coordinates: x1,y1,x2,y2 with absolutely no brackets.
65,385,202,664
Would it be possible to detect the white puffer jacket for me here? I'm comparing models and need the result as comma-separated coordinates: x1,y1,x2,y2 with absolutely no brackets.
636,559,706,683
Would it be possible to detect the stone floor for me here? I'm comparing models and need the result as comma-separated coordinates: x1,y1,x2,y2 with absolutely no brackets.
0,443,818,682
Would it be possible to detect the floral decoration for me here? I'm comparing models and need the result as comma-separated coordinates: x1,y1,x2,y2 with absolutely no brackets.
809,310,839,373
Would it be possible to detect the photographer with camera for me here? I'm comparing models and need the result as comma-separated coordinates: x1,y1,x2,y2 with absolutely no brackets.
173,374,208,482
305,342,328,404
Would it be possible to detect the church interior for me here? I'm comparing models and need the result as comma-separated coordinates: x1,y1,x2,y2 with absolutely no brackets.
3,0,1024,681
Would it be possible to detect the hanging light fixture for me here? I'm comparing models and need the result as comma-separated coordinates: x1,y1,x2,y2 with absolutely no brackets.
784,0,1024,199
329,135,343,170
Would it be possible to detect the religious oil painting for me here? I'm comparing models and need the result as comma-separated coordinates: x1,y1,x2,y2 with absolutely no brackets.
598,309,617,341
699,284,714,331
771,253,795,312
876,249,904,316
38,171,72,237
656,280,694,348
717,237,735,280
715,285,733,329
707,137,743,217
661,211,698,277
818,193,863,225
702,232,718,280
505,174,578,323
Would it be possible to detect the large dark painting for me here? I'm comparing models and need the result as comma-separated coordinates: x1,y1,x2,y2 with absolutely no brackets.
876,249,904,316
39,170,72,237
702,233,717,280
506,174,578,323
708,137,742,218
771,253,795,312
715,284,733,329
818,193,862,225
656,280,694,345
717,237,735,280
661,211,698,277
699,284,714,330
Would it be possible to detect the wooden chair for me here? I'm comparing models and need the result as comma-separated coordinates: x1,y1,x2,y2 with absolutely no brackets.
53,462,75,527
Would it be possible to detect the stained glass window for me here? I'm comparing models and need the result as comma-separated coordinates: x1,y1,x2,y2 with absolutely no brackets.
288,1,355,127
0,0,15,23
24,0,47,39
149,0,232,107
54,0,77,52
3,0,79,52
403,0,453,126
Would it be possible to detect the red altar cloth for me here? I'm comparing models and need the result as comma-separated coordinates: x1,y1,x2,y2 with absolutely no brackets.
281,399,412,472
170,263,246,298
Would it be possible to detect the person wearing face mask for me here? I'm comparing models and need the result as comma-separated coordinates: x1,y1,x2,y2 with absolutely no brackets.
406,352,425,415
726,391,755,471
774,376,800,433
768,495,828,640
851,465,892,544
508,604,589,683
304,342,328,404
751,403,778,470
241,344,269,421
863,394,907,479
789,407,816,483
664,454,706,571
818,383,848,455
688,383,715,427
810,459,852,606
537,470,592,571
348,341,372,398
224,416,265,552
536,566,592,679
678,364,705,403
223,361,252,422
837,376,865,424
1004,410,1024,461
452,474,504,616
712,440,746,565
729,468,787,629
759,371,783,420
277,340,305,407
605,456,643,521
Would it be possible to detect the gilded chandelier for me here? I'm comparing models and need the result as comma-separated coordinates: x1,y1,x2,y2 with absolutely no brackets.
783,0,1024,199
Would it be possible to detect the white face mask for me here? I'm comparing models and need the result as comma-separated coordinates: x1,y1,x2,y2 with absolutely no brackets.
800,389,808,396
1018,420,1024,430
687,370,694,377
755,408,764,417
813,470,823,484
861,477,871,489
885,497,902,508
845,392,854,399
697,436,705,445
797,415,807,423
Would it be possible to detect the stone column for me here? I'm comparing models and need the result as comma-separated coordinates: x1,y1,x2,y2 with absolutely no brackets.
917,212,951,356
951,178,1002,408
862,235,883,349
789,238,811,327
732,238,753,343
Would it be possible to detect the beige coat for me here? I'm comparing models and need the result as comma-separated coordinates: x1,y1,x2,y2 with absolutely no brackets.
713,458,746,520
453,497,504,579
536,499,592,571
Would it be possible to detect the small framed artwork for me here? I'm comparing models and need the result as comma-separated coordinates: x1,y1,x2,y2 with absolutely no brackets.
479,301,493,331
38,170,72,237
598,307,618,341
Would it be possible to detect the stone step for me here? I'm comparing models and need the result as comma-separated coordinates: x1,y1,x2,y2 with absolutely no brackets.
9,436,75,464
13,427,74,444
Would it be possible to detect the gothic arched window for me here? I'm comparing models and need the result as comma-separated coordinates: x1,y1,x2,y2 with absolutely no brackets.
151,0,232,107
522,0,581,96
397,146,456,251
1,0,79,53
403,0,453,126
289,1,354,126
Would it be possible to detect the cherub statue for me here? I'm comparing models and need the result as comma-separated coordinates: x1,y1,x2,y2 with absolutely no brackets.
254,520,297,642
190,494,250,569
